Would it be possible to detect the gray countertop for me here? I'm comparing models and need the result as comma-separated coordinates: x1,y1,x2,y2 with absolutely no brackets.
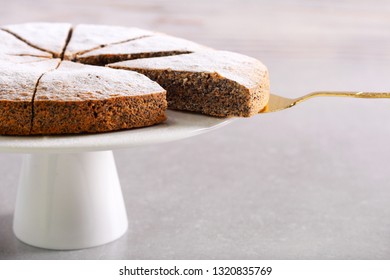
1,0,390,259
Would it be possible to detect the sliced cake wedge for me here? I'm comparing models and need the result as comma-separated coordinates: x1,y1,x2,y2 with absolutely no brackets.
31,61,167,135
0,59,60,135
108,50,270,117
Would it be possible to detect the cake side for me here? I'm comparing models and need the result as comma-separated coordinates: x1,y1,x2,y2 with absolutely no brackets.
247,70,270,116
77,50,193,66
31,94,167,135
0,101,32,135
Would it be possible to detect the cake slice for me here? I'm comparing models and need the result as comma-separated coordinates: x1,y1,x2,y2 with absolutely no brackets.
0,59,60,135
108,50,270,117
64,24,154,60
31,61,167,135
0,29,52,58
1,22,72,58
76,34,208,65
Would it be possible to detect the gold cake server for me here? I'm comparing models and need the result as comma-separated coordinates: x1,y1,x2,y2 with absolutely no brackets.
260,91,390,113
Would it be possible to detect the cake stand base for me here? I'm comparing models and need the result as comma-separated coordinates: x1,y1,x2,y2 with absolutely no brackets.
13,151,128,250
0,110,232,250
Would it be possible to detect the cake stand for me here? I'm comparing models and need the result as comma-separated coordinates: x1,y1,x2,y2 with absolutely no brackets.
0,110,232,250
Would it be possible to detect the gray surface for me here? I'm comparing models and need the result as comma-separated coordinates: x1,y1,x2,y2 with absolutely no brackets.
1,0,390,259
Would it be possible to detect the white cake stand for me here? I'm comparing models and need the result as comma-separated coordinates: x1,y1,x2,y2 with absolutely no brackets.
0,110,232,250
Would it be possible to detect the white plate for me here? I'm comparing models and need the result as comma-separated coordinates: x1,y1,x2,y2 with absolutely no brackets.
0,110,233,153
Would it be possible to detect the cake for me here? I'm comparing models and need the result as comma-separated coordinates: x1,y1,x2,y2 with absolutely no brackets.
0,22,270,136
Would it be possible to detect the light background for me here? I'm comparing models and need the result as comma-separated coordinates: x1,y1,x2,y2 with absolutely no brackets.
0,0,390,259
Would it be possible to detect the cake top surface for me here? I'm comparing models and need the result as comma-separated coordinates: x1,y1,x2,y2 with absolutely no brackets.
65,24,154,58
0,22,270,136
0,29,52,58
0,22,269,99
77,34,208,59
109,50,268,88
0,59,60,101
35,61,165,101
2,22,71,57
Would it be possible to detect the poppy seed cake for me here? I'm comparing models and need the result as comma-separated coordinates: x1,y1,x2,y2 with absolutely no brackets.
0,23,270,135
109,50,269,117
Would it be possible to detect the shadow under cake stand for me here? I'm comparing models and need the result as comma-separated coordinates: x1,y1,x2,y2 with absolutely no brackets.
0,110,232,250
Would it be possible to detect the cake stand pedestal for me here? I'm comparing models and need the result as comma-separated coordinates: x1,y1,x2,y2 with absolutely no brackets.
0,111,231,250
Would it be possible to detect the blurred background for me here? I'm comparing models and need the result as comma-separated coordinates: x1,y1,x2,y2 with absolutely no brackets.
1,0,390,259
